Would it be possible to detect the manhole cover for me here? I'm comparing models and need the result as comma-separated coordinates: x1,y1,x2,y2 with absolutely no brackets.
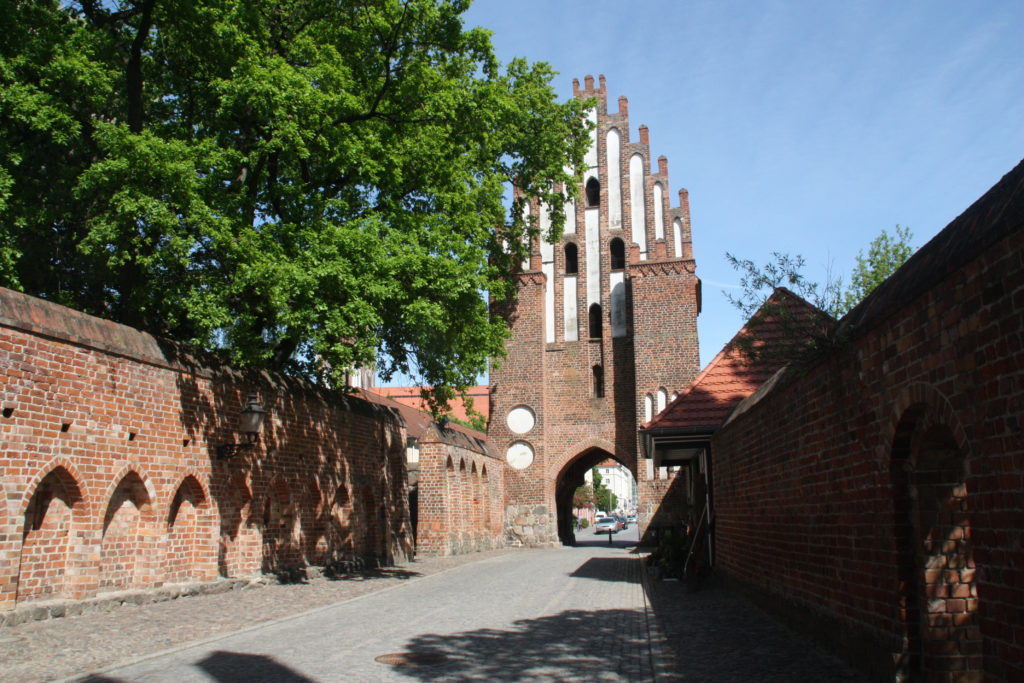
375,652,447,666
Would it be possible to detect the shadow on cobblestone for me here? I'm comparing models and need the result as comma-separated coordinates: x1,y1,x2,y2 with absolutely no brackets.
569,557,639,584
644,577,871,682
391,608,652,682
324,567,421,582
195,650,317,682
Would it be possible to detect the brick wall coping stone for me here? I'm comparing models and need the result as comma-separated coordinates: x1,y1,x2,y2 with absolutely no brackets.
419,423,493,457
0,286,398,422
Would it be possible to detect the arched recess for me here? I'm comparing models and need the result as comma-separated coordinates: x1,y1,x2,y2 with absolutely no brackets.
217,473,253,577
564,242,579,274
165,475,210,584
18,464,87,602
470,462,482,537
99,469,157,591
260,478,297,573
481,465,493,534
328,481,353,563
889,388,981,681
610,238,625,270
585,177,600,207
300,479,328,566
553,445,631,546
588,303,603,339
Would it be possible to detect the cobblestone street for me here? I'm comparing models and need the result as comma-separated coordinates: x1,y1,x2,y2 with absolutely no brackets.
2,533,868,682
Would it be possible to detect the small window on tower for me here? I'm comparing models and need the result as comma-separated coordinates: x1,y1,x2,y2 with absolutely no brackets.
610,238,625,270
592,365,605,398
585,177,600,208
588,303,602,339
564,243,578,274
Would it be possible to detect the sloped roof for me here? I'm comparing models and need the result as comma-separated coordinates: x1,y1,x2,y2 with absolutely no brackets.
359,388,487,448
371,385,490,423
643,288,828,434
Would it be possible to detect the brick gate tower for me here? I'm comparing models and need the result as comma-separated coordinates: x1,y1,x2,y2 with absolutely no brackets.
489,75,701,546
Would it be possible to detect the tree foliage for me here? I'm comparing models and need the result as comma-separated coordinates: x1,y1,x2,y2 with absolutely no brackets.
725,225,915,321
724,251,843,319
837,224,914,315
724,225,915,362
590,466,618,513
0,0,590,407
572,483,593,509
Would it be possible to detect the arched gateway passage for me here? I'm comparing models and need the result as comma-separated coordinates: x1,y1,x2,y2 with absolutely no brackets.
555,448,634,546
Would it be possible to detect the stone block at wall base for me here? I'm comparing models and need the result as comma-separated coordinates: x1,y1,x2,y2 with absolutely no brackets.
0,577,252,628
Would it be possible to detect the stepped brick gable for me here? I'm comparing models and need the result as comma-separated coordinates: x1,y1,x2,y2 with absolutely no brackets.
489,75,702,546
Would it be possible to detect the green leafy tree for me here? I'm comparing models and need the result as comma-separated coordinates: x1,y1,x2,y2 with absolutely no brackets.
723,225,915,362
572,483,593,509
725,225,915,321
724,251,843,319
837,224,914,315
590,466,618,513
0,0,590,408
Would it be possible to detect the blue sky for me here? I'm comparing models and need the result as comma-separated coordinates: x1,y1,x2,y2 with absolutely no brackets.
462,0,1024,368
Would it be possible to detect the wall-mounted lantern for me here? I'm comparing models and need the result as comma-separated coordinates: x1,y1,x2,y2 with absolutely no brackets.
217,393,267,460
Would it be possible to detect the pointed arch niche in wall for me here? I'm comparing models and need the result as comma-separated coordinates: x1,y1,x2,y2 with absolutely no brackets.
166,475,208,584
100,470,154,591
19,466,85,602
889,397,981,681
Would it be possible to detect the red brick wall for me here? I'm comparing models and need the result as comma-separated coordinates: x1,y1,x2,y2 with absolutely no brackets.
415,428,506,556
711,209,1023,679
0,287,413,612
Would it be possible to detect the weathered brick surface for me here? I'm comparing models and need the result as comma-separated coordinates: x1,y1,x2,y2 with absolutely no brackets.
490,75,700,546
415,426,506,556
0,287,413,613
711,162,1024,681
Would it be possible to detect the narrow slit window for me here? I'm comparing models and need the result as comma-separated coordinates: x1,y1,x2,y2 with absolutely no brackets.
588,303,602,339
592,365,605,398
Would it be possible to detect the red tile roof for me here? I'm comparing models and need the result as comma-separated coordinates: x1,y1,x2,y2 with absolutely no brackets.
358,388,486,442
644,288,829,433
367,385,490,426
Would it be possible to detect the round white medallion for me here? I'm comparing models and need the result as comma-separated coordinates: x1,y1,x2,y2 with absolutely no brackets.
506,441,535,470
506,406,536,434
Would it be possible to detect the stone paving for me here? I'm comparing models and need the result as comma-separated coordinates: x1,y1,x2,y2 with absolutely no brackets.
1,533,870,682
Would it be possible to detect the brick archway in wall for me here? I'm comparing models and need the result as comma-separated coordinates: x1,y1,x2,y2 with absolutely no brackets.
888,383,981,681
554,446,632,546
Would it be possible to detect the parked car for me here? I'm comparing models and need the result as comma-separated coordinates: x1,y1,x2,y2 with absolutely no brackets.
627,514,637,524
593,517,619,533
615,514,628,530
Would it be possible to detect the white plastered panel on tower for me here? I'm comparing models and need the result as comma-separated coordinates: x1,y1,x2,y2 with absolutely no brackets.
629,155,647,260
606,129,622,230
